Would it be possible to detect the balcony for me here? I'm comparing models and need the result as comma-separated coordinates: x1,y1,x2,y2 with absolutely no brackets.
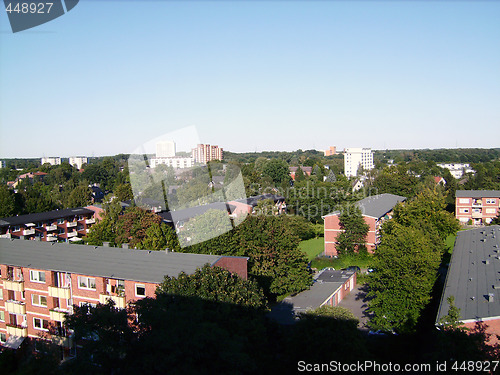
48,286,71,299
4,279,25,292
67,231,78,238
472,200,483,207
85,218,95,225
0,233,11,239
23,229,35,236
50,308,69,322
66,222,77,228
99,294,126,309
46,235,58,242
5,300,26,314
45,225,57,231
52,335,72,348
6,325,28,337
472,212,483,219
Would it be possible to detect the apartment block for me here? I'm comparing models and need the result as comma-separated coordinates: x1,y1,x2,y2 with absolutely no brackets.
156,141,176,158
323,193,406,257
0,239,248,354
69,157,88,170
192,144,223,164
324,146,336,156
0,208,96,242
343,148,374,178
455,190,500,225
437,163,475,179
41,157,61,166
150,156,194,169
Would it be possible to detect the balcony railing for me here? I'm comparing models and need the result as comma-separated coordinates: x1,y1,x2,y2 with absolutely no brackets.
23,229,35,235
3,279,25,292
99,294,126,309
5,300,27,314
6,324,28,337
472,212,483,219
51,335,72,348
46,235,58,242
67,231,78,238
45,225,57,231
48,286,71,299
85,218,95,224
67,222,77,228
50,308,69,322
0,233,12,239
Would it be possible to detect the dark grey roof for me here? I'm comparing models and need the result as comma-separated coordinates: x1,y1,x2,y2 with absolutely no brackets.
316,269,356,283
456,190,500,198
0,208,94,228
232,194,285,208
323,193,406,219
0,238,235,284
436,226,500,325
158,202,236,223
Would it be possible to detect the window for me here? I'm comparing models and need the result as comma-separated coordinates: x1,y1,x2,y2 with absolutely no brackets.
486,208,496,214
459,198,470,204
12,226,20,232
486,199,496,204
78,276,96,290
33,317,50,331
460,208,469,213
32,294,48,307
30,270,46,283
135,284,146,297
0,333,6,343
0,289,2,299
0,311,4,321
57,218,65,224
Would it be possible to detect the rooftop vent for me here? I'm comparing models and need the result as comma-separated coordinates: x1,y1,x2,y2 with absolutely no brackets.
102,241,110,247
484,260,490,265
487,294,494,303
165,248,169,254
493,285,500,290
122,243,129,249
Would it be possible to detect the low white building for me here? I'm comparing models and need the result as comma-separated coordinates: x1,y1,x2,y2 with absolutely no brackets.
41,157,61,166
150,157,194,169
437,163,475,179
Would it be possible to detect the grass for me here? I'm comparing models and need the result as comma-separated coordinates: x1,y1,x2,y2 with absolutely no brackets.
310,254,374,271
299,237,325,261
445,233,456,254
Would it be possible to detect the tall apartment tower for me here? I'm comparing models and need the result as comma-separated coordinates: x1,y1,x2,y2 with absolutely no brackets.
41,157,61,166
192,144,223,164
324,146,336,156
343,148,374,177
156,141,176,158
69,157,88,170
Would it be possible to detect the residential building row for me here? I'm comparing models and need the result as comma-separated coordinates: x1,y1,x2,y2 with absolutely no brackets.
0,208,97,242
40,157,88,170
0,238,248,354
437,163,475,179
455,190,500,225
323,193,406,257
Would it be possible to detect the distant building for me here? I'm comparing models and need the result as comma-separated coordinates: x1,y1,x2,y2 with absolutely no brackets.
343,148,374,178
437,163,475,179
0,238,248,353
436,226,500,344
289,166,312,181
69,157,88,170
0,161,5,169
455,190,500,225
150,156,194,169
192,144,223,164
41,157,61,166
323,193,406,257
156,141,176,158
228,194,286,217
324,146,337,156
11,171,47,188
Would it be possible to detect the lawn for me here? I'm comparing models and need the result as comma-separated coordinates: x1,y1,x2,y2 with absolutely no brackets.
310,254,373,271
299,237,324,261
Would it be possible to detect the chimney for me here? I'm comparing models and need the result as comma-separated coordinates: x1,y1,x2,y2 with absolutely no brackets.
122,243,129,249
488,293,494,303
103,241,110,247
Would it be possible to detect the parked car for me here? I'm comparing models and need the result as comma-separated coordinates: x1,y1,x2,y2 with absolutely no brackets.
342,266,361,272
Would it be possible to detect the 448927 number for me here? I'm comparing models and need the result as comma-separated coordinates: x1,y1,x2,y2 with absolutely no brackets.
5,2,53,14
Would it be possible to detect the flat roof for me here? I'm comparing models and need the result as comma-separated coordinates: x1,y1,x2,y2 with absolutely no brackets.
456,190,500,198
324,193,406,219
231,194,285,208
0,238,235,284
436,226,500,324
0,208,94,228
158,202,236,223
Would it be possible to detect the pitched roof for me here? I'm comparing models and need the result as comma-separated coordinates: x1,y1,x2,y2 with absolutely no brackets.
323,193,406,219
0,238,234,284
231,194,285,208
456,190,500,198
158,202,236,223
0,208,94,228
436,226,500,324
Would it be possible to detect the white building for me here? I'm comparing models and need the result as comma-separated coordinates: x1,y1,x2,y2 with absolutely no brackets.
343,148,374,178
156,141,176,158
69,156,88,170
150,156,194,169
437,163,475,179
0,161,5,169
41,157,61,166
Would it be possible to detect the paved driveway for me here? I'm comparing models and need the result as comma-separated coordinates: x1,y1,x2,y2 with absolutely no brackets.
338,283,372,330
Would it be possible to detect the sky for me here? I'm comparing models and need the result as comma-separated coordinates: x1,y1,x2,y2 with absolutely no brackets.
0,0,499,158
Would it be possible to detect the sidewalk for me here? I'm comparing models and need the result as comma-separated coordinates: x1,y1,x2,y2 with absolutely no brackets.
338,283,372,330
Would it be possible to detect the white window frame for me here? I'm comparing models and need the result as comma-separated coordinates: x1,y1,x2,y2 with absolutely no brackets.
135,284,146,297
31,294,48,307
0,310,5,322
460,208,469,213
33,317,49,331
486,199,496,204
485,208,496,214
0,333,6,343
458,198,470,204
79,302,97,309
78,276,96,290
30,270,46,283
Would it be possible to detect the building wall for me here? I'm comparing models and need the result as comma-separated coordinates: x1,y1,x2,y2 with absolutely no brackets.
463,318,500,345
456,196,500,225
323,272,357,306
324,146,336,156
324,214,377,257
191,144,223,164
343,148,374,178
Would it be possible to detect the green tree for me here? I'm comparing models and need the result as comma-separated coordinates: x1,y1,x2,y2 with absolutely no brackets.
179,208,233,247
0,185,18,217
113,183,134,202
335,204,369,256
66,184,92,208
305,305,359,323
262,159,290,186
294,166,305,182
367,226,442,333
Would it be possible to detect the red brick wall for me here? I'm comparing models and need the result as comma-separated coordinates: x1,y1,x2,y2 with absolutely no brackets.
212,257,248,280
464,319,500,345
324,214,377,256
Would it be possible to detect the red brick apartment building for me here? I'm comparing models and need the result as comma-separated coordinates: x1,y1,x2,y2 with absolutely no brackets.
191,144,223,164
0,238,248,357
0,208,96,242
455,190,500,225
436,226,500,344
322,193,406,257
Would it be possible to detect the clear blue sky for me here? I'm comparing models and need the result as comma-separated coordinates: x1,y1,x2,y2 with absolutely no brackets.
1,1,499,157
